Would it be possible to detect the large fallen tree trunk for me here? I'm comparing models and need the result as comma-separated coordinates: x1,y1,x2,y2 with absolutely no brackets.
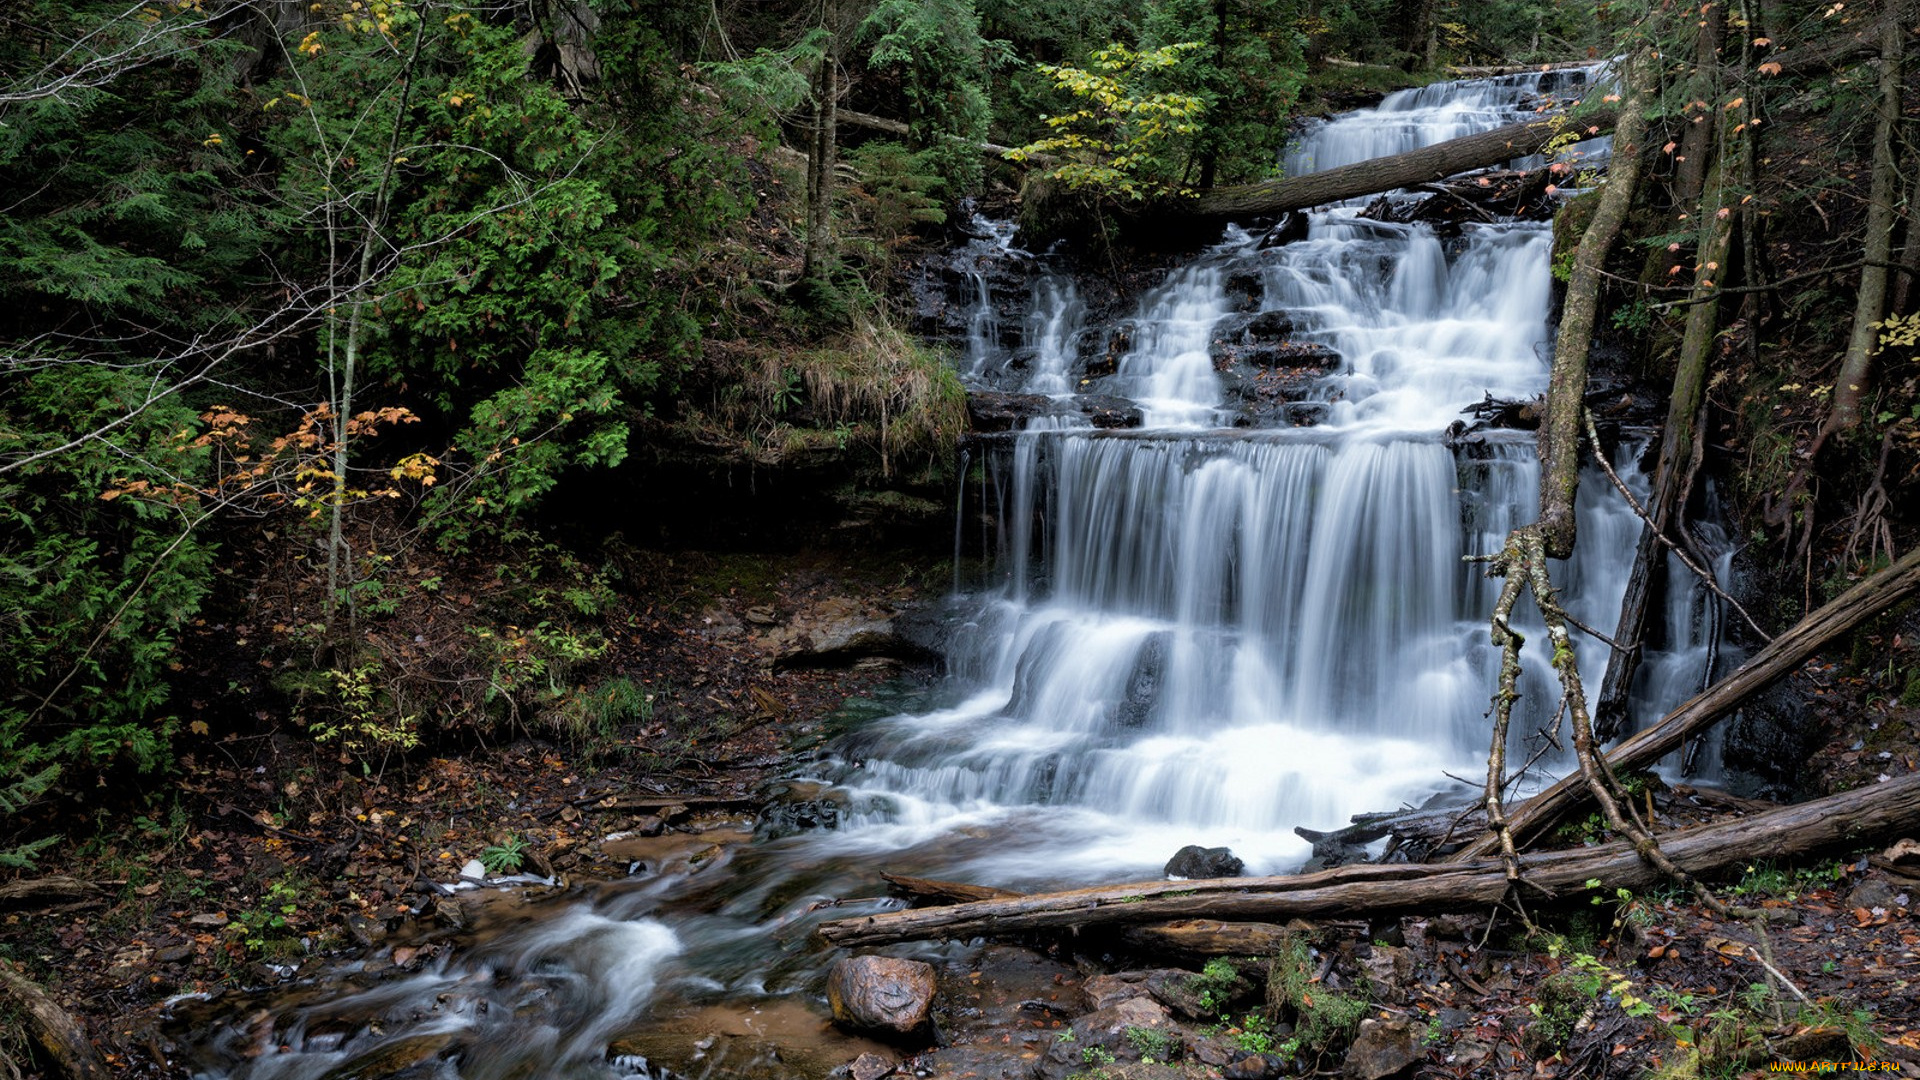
1184,106,1617,221
815,770,1920,947
1455,544,1920,860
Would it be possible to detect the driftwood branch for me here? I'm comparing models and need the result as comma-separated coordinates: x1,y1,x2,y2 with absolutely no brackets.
814,772,1920,947
1454,544,1920,859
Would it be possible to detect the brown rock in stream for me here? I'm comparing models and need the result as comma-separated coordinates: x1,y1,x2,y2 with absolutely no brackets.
828,955,938,1037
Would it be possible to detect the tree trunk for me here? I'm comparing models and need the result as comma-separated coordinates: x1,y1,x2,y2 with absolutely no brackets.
1596,152,1740,734
1671,5,1727,206
815,771,1920,947
802,30,839,283
1537,57,1650,558
1886,144,1920,315
1767,5,1907,526
1822,7,1904,434
1455,543,1920,859
1184,107,1619,221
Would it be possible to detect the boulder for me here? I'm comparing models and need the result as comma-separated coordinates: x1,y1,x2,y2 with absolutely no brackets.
1344,1018,1425,1080
828,955,938,1038
1165,845,1243,879
764,597,930,671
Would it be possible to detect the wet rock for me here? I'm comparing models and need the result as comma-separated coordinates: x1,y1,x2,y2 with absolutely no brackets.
1116,634,1168,727
1721,685,1823,800
1165,845,1243,879
1224,270,1264,312
828,956,938,1038
849,1050,897,1080
1448,1037,1494,1070
756,781,850,839
968,391,1060,432
1037,997,1173,1080
1258,211,1311,248
1189,1036,1238,1066
1076,394,1143,429
1344,1018,1424,1080
342,911,386,948
319,1033,456,1080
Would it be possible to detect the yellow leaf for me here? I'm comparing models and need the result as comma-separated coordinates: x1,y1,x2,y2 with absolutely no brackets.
190,720,210,736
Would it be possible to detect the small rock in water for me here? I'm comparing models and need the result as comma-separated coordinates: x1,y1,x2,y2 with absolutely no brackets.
459,858,487,881
1164,845,1243,879
827,955,937,1037
848,1051,896,1080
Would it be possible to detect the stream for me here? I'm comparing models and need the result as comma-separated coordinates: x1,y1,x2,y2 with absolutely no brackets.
167,67,1734,1080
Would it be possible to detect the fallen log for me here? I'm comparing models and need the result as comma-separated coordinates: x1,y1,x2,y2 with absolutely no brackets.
814,771,1920,947
1453,543,1920,859
0,961,108,1080
881,871,1023,904
0,876,103,912
1185,106,1617,221
1445,60,1609,77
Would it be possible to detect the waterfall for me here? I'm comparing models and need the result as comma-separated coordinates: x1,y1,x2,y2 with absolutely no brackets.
169,67,1726,1080
826,60,1710,884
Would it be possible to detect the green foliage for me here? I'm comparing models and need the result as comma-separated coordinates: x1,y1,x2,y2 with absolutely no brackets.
479,833,530,874
235,878,310,956
1266,933,1367,1058
1123,1024,1177,1063
1188,957,1244,1016
861,0,1009,197
1728,860,1846,901
307,662,422,767
0,366,215,807
1014,42,1208,200
842,141,949,255
1139,0,1306,186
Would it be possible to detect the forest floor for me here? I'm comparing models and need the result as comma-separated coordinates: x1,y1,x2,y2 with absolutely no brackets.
1,544,1918,1080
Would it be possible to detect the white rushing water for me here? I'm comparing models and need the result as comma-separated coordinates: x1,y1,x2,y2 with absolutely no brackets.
173,66,1730,1079
817,61,1716,885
